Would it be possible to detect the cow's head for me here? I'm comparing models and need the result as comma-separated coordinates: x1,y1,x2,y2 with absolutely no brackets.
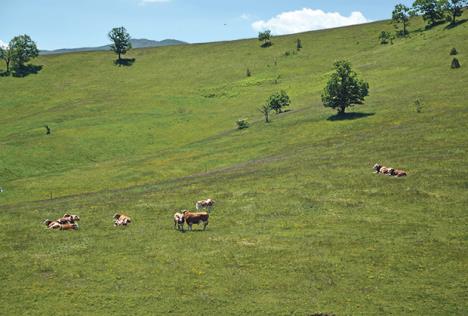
71,215,80,221
113,213,121,220
373,164,381,172
43,219,52,226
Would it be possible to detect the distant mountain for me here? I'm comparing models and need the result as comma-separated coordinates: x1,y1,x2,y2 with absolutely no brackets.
40,38,187,55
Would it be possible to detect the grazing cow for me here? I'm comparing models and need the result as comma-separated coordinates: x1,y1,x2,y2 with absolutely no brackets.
44,219,62,229
195,198,215,213
113,213,132,226
390,168,407,177
57,213,80,224
373,163,391,175
173,212,185,231
183,210,209,231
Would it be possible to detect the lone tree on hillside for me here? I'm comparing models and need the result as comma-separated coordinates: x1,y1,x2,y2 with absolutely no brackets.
267,90,291,114
258,104,271,123
8,35,38,71
392,4,412,36
444,0,467,24
258,30,272,47
296,38,302,51
108,27,132,62
378,31,392,44
412,0,446,27
321,60,369,115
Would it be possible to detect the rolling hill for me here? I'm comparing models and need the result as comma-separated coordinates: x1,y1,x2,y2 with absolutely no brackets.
40,38,187,55
0,13,467,315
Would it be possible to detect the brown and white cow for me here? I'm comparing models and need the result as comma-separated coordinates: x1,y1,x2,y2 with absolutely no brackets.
173,212,185,231
195,198,215,213
43,219,78,230
57,213,80,224
113,213,132,226
183,210,209,231
389,168,407,177
59,223,79,230
373,163,392,175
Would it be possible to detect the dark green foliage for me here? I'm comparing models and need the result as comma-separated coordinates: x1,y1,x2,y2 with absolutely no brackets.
0,45,13,74
258,30,272,47
392,4,412,36
444,0,467,24
321,60,369,114
9,35,39,70
379,31,392,44
450,47,458,55
296,38,302,51
236,118,249,130
451,57,461,68
415,99,423,113
267,90,291,114
246,68,251,77
108,27,132,61
412,0,446,27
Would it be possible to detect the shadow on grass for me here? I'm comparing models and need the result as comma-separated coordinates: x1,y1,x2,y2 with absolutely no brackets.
114,58,136,67
0,70,10,77
445,19,468,29
261,42,272,48
12,64,43,77
327,112,375,121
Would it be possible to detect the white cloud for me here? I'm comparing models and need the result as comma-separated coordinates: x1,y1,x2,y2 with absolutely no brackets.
240,13,251,21
252,8,368,35
0,39,7,48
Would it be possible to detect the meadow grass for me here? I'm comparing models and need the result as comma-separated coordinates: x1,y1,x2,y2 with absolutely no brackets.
0,14,467,315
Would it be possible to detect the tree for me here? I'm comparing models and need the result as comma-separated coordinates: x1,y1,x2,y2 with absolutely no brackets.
412,0,446,27
392,4,412,36
108,27,132,62
444,0,467,24
378,31,392,44
9,35,38,70
296,38,302,51
267,90,290,114
258,104,271,123
321,60,369,115
258,30,272,47
0,45,14,73
451,57,461,68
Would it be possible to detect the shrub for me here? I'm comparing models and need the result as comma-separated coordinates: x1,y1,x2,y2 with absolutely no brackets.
246,68,251,77
378,31,392,44
450,47,458,55
415,99,423,113
267,90,290,114
296,38,302,51
236,118,249,130
451,57,461,68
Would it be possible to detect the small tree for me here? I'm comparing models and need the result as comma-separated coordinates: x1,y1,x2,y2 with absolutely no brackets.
451,57,461,68
9,35,38,70
0,45,14,73
379,31,392,44
258,104,271,123
258,30,272,47
321,60,369,115
444,0,467,24
450,47,458,55
246,68,251,77
267,91,290,114
412,0,445,27
108,27,132,62
392,4,412,36
296,38,302,51
415,99,423,113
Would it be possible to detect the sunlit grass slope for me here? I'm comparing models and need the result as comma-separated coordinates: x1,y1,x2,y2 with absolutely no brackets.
0,14,467,315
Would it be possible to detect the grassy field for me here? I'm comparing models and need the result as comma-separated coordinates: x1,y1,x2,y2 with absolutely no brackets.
0,13,467,315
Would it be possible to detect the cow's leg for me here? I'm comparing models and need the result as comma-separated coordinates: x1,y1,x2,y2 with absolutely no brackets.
188,223,192,231
203,221,208,231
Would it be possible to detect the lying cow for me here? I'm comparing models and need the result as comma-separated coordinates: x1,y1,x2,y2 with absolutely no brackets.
373,163,391,175
195,198,215,213
183,210,209,231
57,213,80,224
173,212,185,231
43,219,78,230
389,168,407,177
113,213,132,226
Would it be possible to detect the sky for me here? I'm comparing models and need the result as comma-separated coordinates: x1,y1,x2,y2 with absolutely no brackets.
0,0,415,50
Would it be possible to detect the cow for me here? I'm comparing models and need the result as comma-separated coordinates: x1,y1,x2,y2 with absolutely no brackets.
113,213,132,226
60,223,79,230
195,198,215,213
373,163,391,175
389,168,407,177
183,210,209,231
173,212,185,231
44,219,62,229
57,213,80,224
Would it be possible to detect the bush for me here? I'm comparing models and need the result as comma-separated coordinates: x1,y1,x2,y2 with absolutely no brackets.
415,99,423,113
451,58,461,69
236,118,249,130
246,68,251,77
378,31,392,44
450,47,458,55
267,90,290,114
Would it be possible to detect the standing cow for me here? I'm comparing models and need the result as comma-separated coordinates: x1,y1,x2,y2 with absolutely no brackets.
195,198,215,213
183,211,209,231
173,212,185,231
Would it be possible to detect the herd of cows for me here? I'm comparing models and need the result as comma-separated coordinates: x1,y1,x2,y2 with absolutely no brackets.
42,198,215,232
373,163,407,177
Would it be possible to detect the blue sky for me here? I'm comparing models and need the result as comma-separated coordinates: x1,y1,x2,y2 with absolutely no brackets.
1,0,414,50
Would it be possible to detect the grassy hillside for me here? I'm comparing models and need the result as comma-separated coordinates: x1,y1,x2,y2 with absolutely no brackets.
0,14,467,315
